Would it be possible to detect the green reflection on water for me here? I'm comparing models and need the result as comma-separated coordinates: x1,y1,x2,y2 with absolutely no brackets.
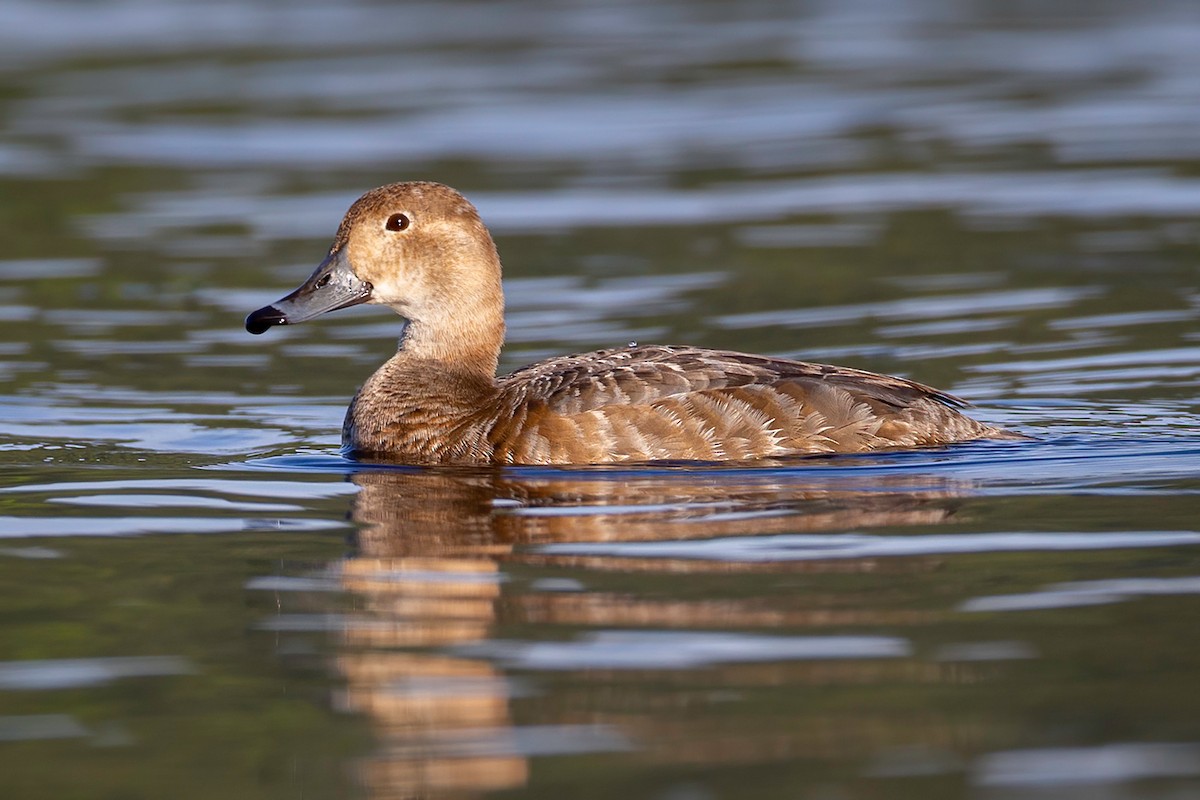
0,529,367,799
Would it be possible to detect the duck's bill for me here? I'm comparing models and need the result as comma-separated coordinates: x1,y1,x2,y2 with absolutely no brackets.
245,250,373,334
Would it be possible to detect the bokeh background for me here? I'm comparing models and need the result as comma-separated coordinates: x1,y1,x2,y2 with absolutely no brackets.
1,1,1199,798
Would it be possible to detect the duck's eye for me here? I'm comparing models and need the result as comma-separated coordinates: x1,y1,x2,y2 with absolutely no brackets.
315,274,331,289
385,213,411,232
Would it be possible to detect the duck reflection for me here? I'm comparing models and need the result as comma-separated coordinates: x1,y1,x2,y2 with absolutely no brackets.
352,466,962,556
322,466,976,798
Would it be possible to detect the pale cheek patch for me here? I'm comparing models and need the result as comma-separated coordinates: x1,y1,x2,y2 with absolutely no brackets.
347,230,412,298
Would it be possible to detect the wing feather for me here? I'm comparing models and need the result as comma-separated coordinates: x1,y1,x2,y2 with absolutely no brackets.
499,344,966,414
489,344,995,463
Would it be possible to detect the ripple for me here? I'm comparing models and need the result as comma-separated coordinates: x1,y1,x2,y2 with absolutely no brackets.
0,546,62,559
0,258,102,280
84,171,1200,245
0,515,343,538
933,641,1038,662
539,531,1200,562
41,308,203,328
1,478,357,499
0,418,294,454
876,316,1017,339
430,724,632,758
244,575,342,593
974,742,1200,787
0,714,89,742
460,631,911,670
52,339,207,356
971,346,1200,375
961,575,1200,613
736,221,882,248
1048,309,1198,331
717,287,1099,331
0,656,194,691
49,494,303,512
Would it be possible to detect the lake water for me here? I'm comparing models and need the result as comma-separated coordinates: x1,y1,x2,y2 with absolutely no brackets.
2,1,1199,798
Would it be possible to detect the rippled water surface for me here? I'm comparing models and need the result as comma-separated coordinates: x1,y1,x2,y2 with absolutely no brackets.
2,1,1199,798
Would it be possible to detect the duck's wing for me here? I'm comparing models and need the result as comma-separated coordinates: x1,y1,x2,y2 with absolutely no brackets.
490,345,1002,463
501,345,968,413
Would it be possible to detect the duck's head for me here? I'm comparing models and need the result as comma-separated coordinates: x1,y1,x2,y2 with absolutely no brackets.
246,182,503,341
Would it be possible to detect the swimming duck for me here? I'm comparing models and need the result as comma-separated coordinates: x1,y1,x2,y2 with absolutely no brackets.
246,182,1016,464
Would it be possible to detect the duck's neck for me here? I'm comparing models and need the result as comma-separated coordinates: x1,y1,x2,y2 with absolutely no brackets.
396,310,504,381
342,312,505,461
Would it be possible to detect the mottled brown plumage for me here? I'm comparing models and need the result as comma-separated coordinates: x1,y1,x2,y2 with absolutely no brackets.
246,181,1019,464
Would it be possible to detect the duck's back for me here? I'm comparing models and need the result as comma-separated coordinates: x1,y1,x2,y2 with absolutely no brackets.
487,345,1007,464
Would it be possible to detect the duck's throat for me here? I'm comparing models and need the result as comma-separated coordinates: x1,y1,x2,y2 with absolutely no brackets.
341,354,500,462
395,314,504,380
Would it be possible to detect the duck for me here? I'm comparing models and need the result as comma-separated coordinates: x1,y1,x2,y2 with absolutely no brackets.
246,181,1018,465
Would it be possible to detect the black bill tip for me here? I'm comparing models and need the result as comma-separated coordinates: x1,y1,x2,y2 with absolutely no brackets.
246,305,286,335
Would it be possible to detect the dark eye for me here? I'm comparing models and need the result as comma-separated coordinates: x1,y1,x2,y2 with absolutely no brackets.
385,213,410,232
315,274,331,289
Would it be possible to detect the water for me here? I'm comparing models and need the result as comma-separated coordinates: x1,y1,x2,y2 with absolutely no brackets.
2,0,1199,797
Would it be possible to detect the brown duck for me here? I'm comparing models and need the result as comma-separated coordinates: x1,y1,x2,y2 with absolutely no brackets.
246,182,1018,464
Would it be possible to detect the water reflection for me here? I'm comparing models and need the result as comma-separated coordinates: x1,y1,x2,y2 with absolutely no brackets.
349,466,966,559
300,468,974,797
